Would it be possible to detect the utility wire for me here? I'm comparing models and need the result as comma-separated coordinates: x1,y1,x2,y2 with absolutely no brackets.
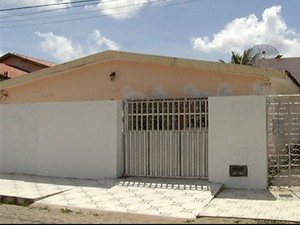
0,0,99,11
0,2,99,21
1,0,199,29
0,0,151,20
1,3,92,19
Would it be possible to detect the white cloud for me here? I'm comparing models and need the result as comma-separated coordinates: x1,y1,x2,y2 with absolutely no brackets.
85,0,166,20
35,30,121,62
88,30,120,52
192,5,300,57
0,0,71,10
35,32,83,62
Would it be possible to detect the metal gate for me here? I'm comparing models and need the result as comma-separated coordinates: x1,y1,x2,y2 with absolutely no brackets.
123,98,208,178
267,94,300,187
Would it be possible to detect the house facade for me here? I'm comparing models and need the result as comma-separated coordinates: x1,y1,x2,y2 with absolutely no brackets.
0,50,298,104
0,50,299,190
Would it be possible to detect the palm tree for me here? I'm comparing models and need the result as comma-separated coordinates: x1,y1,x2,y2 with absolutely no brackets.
219,47,259,66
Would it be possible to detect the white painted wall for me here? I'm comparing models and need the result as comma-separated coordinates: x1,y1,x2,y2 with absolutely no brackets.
208,96,268,189
0,101,123,180
0,97,269,189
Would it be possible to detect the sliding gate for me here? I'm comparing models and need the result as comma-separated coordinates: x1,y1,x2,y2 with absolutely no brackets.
123,98,208,178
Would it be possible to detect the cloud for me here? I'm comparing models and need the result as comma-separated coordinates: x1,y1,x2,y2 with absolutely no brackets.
88,30,120,52
192,5,300,57
85,0,166,20
0,0,71,10
35,30,121,62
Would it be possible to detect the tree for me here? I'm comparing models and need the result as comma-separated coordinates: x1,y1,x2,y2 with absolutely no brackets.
219,47,259,66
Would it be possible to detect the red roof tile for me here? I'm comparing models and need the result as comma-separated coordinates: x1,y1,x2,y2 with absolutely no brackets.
12,52,57,67
0,52,57,68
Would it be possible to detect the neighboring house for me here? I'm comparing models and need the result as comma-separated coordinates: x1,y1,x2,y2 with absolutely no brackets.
0,50,298,104
255,57,300,87
0,52,56,81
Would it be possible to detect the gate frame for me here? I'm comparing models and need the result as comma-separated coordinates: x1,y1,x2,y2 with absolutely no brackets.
122,97,209,179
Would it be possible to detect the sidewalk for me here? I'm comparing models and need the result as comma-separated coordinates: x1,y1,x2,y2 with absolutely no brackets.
0,173,299,222
199,187,300,222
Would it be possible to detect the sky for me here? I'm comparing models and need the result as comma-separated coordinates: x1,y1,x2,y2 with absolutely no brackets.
0,0,300,64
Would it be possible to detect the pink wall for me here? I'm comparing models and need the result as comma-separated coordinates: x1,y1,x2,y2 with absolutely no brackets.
1,60,277,104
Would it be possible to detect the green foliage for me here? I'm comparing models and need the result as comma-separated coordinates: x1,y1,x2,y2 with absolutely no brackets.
219,47,260,66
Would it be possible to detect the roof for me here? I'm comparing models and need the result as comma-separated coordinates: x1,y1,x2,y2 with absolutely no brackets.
254,57,300,87
0,52,57,80
0,52,57,68
0,63,27,78
0,50,287,90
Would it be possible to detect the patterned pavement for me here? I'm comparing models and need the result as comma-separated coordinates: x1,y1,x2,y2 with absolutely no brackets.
199,188,300,222
0,173,300,222
0,174,222,219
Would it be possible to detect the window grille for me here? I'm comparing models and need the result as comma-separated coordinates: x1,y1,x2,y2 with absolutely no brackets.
123,98,208,131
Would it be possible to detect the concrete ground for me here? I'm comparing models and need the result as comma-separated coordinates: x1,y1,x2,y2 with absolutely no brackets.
0,173,299,223
2,203,298,224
